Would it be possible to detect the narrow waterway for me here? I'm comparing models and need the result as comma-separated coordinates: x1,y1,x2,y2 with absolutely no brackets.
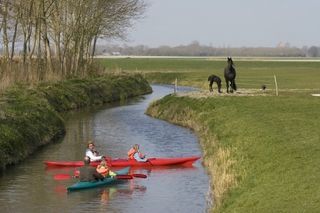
0,85,210,213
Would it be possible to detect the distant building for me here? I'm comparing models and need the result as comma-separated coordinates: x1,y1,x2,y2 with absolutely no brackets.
111,52,121,56
277,42,290,48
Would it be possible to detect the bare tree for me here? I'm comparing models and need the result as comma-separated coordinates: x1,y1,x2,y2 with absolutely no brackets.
0,0,10,60
0,0,146,82
307,46,319,57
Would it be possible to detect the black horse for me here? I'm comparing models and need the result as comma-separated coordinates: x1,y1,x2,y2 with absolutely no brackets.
224,57,237,93
208,74,222,93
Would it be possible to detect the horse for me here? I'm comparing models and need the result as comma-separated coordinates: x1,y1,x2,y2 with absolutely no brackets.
224,57,237,93
208,74,222,93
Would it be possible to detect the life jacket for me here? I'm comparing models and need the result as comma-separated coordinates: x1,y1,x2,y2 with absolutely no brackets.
96,165,109,176
128,148,136,160
128,148,145,160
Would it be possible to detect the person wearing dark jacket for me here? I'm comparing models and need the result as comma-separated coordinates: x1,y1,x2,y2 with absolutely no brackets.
79,156,104,182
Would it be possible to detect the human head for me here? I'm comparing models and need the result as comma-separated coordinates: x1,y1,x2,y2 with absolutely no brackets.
100,159,107,167
87,141,95,150
84,156,91,165
133,144,139,151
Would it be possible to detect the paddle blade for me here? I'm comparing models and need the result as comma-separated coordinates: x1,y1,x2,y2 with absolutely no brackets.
131,174,147,178
54,174,71,180
115,175,133,180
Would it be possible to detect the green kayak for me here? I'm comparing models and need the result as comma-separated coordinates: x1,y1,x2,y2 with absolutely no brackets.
67,167,130,192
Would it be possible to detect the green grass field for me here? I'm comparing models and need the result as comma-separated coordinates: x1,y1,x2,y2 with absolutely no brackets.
99,57,320,212
99,58,320,93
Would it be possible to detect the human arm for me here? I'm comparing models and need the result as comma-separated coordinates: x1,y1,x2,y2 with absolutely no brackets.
109,170,117,177
133,152,147,162
93,169,104,180
86,150,103,161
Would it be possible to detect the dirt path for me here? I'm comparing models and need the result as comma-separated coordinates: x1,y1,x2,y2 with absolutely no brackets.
176,89,271,98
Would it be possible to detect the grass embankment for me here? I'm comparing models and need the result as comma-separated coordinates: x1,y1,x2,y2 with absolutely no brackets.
146,95,320,212
100,58,320,93
0,74,152,170
100,58,320,212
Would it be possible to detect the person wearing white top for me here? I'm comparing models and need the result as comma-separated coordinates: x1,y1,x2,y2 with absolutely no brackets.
85,141,103,162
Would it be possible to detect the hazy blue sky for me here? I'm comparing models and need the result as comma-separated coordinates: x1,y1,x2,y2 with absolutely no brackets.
117,0,319,47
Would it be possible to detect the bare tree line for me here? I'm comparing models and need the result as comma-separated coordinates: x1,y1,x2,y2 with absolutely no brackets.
97,41,320,57
0,0,146,83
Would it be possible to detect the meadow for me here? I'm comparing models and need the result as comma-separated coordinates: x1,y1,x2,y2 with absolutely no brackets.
100,57,320,212
99,57,320,93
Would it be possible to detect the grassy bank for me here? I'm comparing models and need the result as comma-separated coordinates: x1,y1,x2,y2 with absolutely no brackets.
99,58,320,212
0,73,152,170
146,94,320,212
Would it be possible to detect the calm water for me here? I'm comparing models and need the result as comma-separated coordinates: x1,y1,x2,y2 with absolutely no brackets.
0,85,210,213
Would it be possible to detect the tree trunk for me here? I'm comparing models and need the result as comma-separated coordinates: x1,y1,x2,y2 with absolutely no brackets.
10,19,19,61
91,35,98,63
2,1,10,61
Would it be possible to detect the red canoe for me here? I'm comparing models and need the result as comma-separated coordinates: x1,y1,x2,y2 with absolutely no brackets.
44,156,200,167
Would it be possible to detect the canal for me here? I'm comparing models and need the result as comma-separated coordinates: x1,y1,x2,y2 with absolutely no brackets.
0,85,210,213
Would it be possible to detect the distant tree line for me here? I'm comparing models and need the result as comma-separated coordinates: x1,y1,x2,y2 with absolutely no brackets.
0,0,146,81
97,41,320,57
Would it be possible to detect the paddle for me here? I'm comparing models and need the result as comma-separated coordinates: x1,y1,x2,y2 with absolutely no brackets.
73,170,147,179
53,174,76,180
53,173,147,180
131,174,147,178
115,175,133,179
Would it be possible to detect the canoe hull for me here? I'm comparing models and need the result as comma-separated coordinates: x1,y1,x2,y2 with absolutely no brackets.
67,167,130,192
45,156,200,168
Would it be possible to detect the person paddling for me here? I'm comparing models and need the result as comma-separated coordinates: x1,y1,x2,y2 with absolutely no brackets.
79,156,104,182
85,141,104,162
127,144,147,162
96,158,117,178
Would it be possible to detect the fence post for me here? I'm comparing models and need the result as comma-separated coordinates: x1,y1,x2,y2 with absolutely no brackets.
274,75,279,96
174,78,177,93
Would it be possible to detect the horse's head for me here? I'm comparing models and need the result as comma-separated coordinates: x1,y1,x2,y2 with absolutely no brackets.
227,57,234,66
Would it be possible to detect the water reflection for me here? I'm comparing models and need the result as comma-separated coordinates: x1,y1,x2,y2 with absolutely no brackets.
100,184,147,205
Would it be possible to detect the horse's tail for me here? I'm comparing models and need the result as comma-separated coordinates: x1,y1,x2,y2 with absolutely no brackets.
232,81,237,91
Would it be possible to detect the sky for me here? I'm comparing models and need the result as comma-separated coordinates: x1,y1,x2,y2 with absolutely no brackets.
115,0,320,48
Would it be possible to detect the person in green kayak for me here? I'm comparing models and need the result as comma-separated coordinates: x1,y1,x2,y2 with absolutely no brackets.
79,156,104,182
85,141,104,162
127,144,147,162
96,158,117,178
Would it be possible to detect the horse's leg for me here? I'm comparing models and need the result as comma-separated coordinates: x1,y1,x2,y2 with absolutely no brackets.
209,81,213,92
231,80,237,91
217,82,222,93
233,80,237,91
229,79,234,93
225,79,229,93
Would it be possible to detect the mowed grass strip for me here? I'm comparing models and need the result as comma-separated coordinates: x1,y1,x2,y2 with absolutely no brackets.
147,95,320,212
